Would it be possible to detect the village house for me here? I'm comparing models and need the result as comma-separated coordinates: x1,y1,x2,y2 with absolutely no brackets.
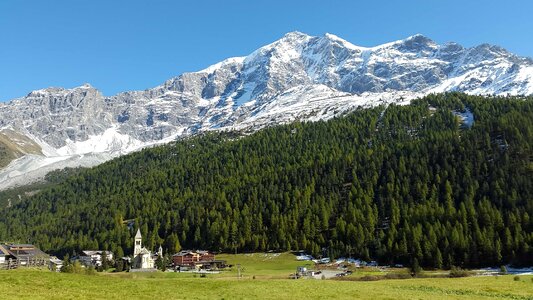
0,244,9,264
172,250,200,266
49,256,64,272
78,250,114,267
172,250,225,270
0,244,49,267
197,250,215,261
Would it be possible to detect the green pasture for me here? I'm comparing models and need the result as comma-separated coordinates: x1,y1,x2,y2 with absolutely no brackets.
1,252,532,299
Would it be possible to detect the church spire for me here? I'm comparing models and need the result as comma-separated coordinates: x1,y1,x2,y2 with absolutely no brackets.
134,228,142,256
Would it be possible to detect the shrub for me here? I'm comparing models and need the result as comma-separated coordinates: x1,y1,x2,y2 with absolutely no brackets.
500,265,508,275
358,275,381,281
60,261,85,274
86,266,96,275
410,259,422,276
449,266,470,278
115,260,124,272
384,273,412,280
514,276,520,281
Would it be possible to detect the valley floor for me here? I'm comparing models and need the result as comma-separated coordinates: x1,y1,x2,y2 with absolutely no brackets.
1,269,533,300
2,252,533,300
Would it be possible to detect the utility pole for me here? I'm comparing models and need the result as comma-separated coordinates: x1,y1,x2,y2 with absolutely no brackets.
237,264,241,278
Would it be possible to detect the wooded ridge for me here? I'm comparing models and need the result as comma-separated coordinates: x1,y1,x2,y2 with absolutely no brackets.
0,93,532,268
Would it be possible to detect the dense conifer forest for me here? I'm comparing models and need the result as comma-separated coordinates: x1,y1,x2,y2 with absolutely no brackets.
0,93,532,268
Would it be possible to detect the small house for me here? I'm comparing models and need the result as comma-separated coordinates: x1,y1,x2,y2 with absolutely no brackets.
0,244,10,264
78,250,114,267
197,250,215,261
49,256,64,272
1,244,49,266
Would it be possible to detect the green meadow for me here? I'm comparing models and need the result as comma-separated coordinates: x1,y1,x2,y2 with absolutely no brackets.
1,252,533,299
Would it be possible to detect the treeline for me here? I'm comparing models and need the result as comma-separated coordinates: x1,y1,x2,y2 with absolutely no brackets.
0,93,532,268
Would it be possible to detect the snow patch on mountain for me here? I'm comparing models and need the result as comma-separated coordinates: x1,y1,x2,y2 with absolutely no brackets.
56,126,145,156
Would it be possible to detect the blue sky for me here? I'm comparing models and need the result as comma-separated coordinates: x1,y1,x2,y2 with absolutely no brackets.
1,0,532,101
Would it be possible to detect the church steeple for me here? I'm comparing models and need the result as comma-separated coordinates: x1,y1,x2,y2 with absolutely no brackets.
134,228,142,256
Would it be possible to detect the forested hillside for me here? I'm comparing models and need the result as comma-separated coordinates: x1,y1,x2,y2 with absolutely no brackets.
1,93,532,268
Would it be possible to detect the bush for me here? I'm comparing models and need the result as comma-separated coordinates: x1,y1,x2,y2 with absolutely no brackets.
60,261,84,274
500,265,508,275
384,273,412,280
514,276,520,281
410,259,422,277
358,275,381,281
115,260,124,272
86,266,96,275
60,261,95,275
449,266,470,278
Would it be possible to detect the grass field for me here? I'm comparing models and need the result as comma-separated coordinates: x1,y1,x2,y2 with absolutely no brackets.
1,253,533,299
216,252,315,278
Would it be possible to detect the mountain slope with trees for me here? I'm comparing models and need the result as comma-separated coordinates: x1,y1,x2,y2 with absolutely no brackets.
1,93,532,268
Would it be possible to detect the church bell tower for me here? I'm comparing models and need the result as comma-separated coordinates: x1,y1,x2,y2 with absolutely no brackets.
134,229,142,256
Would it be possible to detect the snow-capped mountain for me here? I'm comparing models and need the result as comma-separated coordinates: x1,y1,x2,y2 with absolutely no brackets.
1,32,532,190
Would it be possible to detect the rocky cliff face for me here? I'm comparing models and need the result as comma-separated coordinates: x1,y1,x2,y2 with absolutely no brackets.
1,32,532,189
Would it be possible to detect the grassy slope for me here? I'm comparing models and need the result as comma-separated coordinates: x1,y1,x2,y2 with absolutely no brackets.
216,252,315,278
0,140,16,169
0,129,42,168
1,269,532,300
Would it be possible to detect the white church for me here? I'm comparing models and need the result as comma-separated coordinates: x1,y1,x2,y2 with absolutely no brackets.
132,229,161,271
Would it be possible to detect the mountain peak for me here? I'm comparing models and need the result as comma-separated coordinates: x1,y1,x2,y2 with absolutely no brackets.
324,32,343,40
405,33,430,41
391,33,438,53
472,43,510,55
403,33,436,45
282,31,310,39
276,31,313,46
322,32,363,51
78,83,95,89
1,31,533,190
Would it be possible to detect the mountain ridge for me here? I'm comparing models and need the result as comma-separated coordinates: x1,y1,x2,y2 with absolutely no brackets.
1,31,532,190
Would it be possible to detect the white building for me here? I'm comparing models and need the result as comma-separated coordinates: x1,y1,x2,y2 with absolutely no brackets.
132,229,156,270
49,256,64,272
78,250,114,267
